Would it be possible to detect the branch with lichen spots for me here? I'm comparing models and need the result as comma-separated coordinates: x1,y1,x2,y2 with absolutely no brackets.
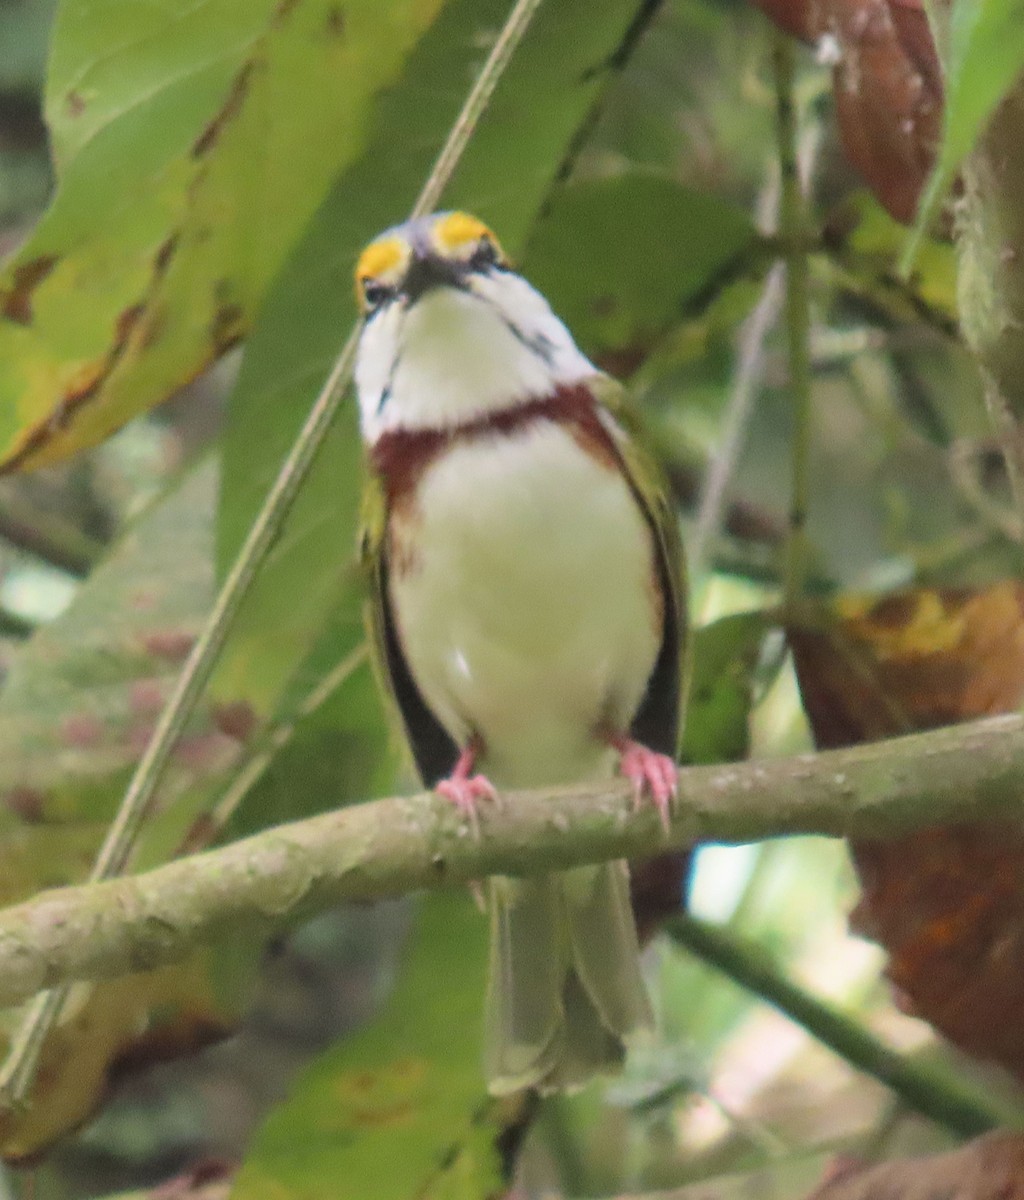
2,712,1024,1011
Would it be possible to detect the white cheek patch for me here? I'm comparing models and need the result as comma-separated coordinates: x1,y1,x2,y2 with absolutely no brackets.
354,304,405,434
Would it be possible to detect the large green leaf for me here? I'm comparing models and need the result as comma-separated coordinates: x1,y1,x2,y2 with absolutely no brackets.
940,0,1024,184
522,173,756,362
682,612,774,768
907,0,1024,260
230,893,503,1200
0,0,448,471
215,0,668,723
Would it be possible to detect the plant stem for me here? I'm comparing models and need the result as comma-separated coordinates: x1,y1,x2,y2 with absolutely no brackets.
665,913,1015,1137
690,261,785,581
772,30,813,607
689,164,784,580
206,644,368,837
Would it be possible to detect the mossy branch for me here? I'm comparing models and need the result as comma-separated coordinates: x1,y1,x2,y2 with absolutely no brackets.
1,713,1024,1012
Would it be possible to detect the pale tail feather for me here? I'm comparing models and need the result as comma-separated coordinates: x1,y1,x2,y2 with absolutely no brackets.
484,862,652,1095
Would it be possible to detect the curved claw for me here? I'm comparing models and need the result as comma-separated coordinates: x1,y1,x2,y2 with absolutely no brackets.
613,738,678,832
437,773,498,819
436,744,498,837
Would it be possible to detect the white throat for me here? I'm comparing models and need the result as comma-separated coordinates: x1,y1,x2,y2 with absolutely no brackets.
354,271,596,443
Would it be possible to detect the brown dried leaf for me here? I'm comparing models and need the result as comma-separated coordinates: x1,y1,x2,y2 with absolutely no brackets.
830,0,942,224
789,584,1024,1081
754,0,942,223
790,584,1024,746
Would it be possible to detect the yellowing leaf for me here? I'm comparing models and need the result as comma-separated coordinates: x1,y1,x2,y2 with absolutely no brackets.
0,0,448,472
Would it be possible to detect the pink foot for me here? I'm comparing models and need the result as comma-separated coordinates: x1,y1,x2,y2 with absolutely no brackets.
436,744,498,836
610,736,678,832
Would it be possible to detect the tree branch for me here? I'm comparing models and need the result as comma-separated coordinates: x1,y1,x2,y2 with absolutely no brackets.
2,712,1024,1012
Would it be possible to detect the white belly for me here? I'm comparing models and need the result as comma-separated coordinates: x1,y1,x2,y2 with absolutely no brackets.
388,421,660,788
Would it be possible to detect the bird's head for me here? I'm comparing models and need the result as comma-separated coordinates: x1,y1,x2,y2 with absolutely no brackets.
353,212,595,442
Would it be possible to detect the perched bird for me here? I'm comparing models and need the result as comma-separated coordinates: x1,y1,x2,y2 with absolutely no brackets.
354,211,687,1094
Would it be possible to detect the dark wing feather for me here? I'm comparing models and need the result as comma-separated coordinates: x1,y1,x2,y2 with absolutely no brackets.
591,375,688,760
360,475,459,787
628,484,686,758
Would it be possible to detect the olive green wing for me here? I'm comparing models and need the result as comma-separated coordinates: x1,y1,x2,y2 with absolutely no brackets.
359,474,459,787
591,374,689,760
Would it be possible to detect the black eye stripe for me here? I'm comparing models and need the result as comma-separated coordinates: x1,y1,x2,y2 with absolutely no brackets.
362,278,396,310
468,236,501,271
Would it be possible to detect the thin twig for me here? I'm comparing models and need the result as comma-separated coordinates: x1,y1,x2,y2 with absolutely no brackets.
665,914,1015,1137
772,31,813,607
0,0,547,1109
206,644,368,836
690,262,784,579
688,149,784,576
690,119,820,583
690,153,782,581
407,0,546,220
0,487,103,576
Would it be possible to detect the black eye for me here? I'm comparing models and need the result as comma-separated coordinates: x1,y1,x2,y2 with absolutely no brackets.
469,236,500,271
362,278,395,311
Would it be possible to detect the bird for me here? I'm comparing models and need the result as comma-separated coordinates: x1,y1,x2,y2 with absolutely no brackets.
354,211,687,1095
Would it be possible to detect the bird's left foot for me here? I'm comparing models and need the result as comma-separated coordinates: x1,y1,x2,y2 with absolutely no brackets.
610,736,678,832
436,743,498,837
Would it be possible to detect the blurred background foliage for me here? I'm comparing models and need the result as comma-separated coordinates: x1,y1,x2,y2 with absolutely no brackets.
2,0,1024,1197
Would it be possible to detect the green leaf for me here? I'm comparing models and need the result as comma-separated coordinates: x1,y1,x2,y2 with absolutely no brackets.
0,457,387,1157
833,191,957,328
220,632,392,843
682,613,774,767
0,462,242,1159
522,173,756,361
0,0,56,92
0,460,218,892
0,0,448,471
215,0,662,727
43,0,267,176
230,893,503,1200
904,0,1024,268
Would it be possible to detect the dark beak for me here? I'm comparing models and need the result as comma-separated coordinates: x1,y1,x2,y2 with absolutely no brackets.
402,252,465,304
